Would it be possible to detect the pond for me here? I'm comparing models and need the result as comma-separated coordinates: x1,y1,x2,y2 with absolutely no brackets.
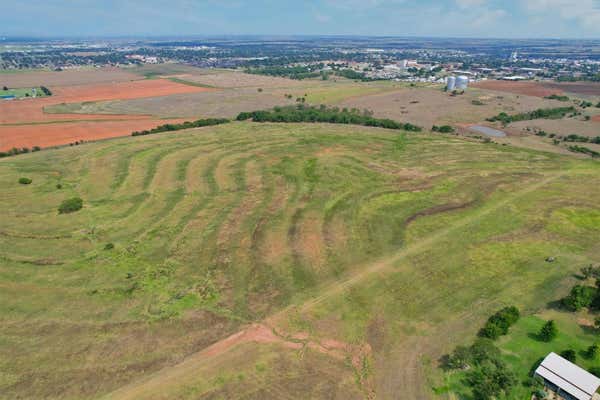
469,125,507,137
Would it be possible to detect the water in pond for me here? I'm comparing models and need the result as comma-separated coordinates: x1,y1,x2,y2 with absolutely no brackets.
469,125,506,137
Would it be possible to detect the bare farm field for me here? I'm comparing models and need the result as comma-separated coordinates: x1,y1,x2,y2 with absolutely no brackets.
0,77,212,150
337,85,563,128
0,67,141,88
473,79,600,99
2,122,599,399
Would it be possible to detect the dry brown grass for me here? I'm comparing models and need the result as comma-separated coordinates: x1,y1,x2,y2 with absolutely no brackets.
0,67,140,87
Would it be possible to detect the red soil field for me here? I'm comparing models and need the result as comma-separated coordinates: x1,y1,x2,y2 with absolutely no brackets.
0,118,188,150
0,79,214,150
592,115,600,123
472,80,563,98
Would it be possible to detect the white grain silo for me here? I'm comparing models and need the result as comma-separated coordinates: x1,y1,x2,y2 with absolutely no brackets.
446,76,456,91
456,75,469,90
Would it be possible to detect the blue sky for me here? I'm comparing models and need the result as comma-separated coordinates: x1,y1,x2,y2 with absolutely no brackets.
2,0,600,39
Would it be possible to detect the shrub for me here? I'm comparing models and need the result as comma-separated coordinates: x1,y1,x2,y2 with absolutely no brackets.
58,197,83,214
479,306,520,340
561,349,576,362
56,183,62,189
432,125,455,133
538,320,558,342
18,177,32,185
587,344,599,359
104,243,114,250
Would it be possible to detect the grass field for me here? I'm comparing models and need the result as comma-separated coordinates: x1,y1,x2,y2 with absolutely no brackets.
0,87,48,99
440,309,600,399
1,121,600,399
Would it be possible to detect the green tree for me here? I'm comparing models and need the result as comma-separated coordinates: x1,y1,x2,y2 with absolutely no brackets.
587,344,599,360
561,349,576,362
562,285,597,311
538,320,558,342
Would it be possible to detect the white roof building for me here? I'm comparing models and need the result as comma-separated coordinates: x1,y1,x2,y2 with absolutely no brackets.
535,352,600,400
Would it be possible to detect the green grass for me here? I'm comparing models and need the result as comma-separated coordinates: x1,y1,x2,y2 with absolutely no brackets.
442,310,600,399
1,121,600,399
0,86,48,99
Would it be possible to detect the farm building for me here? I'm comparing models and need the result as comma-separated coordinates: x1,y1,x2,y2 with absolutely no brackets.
534,352,600,400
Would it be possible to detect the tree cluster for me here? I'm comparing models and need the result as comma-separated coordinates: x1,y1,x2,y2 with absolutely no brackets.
479,306,521,340
568,145,600,158
0,146,41,158
236,104,422,132
432,125,455,133
40,86,52,96
446,339,517,400
486,106,576,126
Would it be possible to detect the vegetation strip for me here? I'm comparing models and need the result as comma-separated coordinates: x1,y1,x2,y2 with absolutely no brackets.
236,104,422,131
486,106,576,126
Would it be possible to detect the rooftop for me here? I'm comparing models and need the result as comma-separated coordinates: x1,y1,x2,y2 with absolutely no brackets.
535,352,600,400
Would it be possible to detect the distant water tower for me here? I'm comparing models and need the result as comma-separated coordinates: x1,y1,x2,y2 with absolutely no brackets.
456,75,469,90
446,76,456,91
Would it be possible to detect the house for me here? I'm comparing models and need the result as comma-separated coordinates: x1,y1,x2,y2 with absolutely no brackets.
534,352,600,400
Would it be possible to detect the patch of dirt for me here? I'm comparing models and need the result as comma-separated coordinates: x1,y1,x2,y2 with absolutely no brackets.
0,67,140,87
471,80,563,98
0,118,188,150
405,201,476,225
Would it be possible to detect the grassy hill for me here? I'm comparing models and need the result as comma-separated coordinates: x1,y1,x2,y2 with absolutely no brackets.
1,122,599,399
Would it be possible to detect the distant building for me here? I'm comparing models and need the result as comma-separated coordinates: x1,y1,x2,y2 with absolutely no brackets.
534,352,600,400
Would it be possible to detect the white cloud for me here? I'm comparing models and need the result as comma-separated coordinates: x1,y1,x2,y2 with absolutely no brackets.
524,0,600,29
455,0,487,9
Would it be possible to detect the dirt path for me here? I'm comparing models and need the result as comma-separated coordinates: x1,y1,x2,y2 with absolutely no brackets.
103,172,563,400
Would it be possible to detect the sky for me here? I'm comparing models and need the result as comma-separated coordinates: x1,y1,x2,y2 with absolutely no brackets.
2,0,600,39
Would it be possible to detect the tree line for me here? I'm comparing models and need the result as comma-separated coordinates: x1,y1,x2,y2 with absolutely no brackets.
486,106,576,126
131,118,230,136
236,104,422,132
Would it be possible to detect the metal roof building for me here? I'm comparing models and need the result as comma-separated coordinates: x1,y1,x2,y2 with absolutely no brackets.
535,352,600,400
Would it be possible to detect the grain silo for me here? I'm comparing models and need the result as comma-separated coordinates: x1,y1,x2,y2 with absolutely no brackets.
456,75,469,90
446,76,456,91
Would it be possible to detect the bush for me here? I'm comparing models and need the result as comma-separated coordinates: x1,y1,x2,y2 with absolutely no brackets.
104,243,114,250
56,183,62,189
432,125,455,133
587,344,599,359
18,177,32,185
58,197,83,214
538,320,558,342
479,306,520,340
561,349,576,362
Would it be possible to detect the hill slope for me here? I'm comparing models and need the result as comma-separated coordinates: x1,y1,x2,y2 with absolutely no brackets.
1,122,599,399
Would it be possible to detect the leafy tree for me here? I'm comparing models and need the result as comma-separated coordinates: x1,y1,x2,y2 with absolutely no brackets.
468,359,517,400
18,177,32,185
58,197,83,214
538,320,558,342
2,86,7,91
562,285,597,311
